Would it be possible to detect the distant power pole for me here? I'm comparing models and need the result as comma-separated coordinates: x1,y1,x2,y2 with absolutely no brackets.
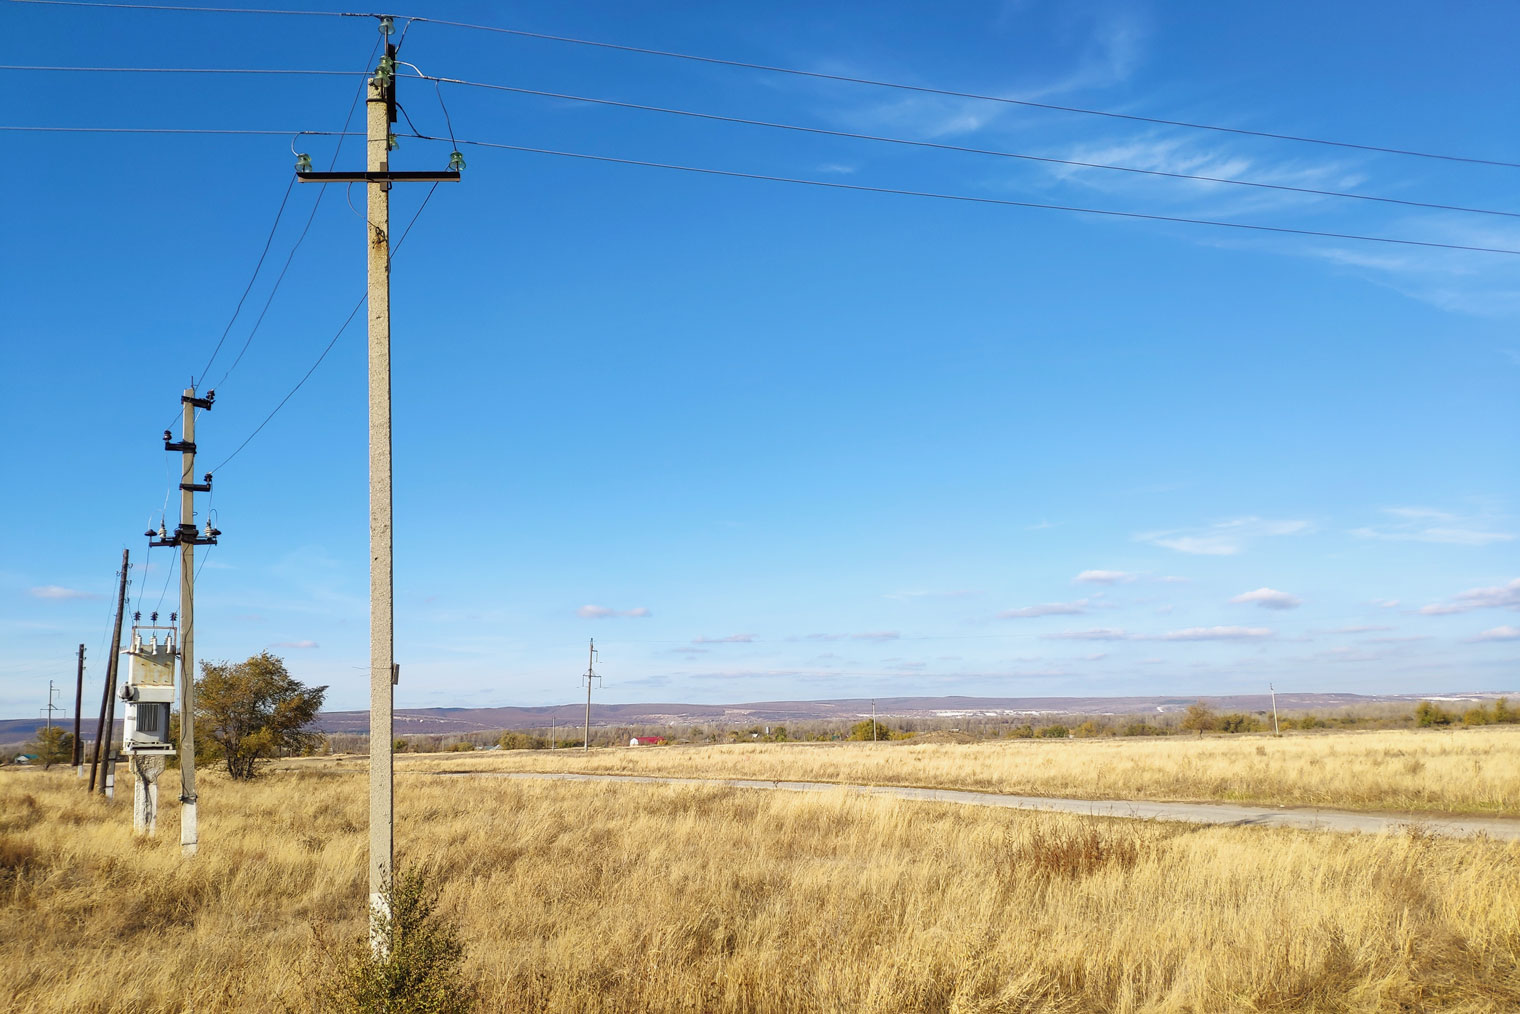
91,552,129,793
90,552,130,793
872,699,877,742
1269,683,1280,736
149,387,220,855
295,17,460,954
583,639,600,752
73,644,85,773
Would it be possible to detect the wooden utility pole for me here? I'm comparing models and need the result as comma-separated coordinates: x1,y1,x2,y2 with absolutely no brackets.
583,638,599,751
294,18,459,951
149,387,218,854
72,644,85,773
90,551,129,793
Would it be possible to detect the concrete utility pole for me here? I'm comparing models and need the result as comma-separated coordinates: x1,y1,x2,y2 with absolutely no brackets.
91,551,129,793
149,387,219,854
583,639,599,752
44,681,61,732
1269,683,1280,736
73,644,85,774
295,18,459,953
872,699,877,742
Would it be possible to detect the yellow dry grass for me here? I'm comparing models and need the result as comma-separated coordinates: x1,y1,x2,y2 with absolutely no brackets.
403,725,1520,816
3,760,1519,1013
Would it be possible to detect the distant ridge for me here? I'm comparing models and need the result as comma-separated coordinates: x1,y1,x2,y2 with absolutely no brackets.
3,691,1509,744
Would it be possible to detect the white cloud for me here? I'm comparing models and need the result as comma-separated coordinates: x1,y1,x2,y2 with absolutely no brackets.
1157,626,1273,641
816,163,857,175
1040,625,1273,642
1139,517,1311,556
1373,599,1400,609
693,634,754,644
28,585,101,601
272,640,319,649
1230,587,1302,610
1074,570,1135,584
999,600,1089,618
1042,628,1131,641
1474,625,1520,642
852,631,900,642
1354,508,1513,546
576,604,651,619
1419,578,1520,616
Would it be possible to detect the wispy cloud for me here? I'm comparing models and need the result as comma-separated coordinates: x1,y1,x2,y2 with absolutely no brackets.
1156,626,1273,641
1418,578,1520,616
576,605,651,619
883,589,980,601
999,599,1089,619
28,585,101,601
693,634,754,644
1352,506,1513,547
272,640,319,649
1139,517,1311,556
1041,628,1130,641
1042,625,1273,642
1329,625,1392,634
1074,570,1135,584
1474,625,1520,642
802,631,901,642
1230,587,1302,610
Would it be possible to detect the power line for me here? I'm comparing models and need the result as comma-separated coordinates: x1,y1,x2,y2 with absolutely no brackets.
191,174,296,387
7,65,1517,219
210,37,380,390
405,133,1520,256
422,73,1520,221
407,18,1520,171
209,183,441,475
8,1,1516,170
0,64,363,75
0,125,361,135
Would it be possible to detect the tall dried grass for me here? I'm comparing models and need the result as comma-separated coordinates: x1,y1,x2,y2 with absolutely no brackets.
404,725,1520,815
4,760,1520,1012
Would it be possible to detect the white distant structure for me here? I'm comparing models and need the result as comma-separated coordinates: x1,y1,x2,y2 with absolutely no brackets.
120,625,177,835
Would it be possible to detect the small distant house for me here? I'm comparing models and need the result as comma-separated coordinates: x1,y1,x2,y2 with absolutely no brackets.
629,736,667,747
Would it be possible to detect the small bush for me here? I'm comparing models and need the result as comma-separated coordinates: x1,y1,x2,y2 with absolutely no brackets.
1038,725,1069,739
1415,702,1453,728
1218,713,1263,734
318,867,475,1013
1120,723,1167,737
1007,725,1035,739
445,742,475,753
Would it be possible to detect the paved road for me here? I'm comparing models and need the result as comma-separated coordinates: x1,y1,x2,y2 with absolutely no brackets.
442,770,1520,840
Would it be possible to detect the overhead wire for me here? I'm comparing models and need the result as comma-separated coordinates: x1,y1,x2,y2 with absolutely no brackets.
402,133,1520,256
0,125,363,136
6,66,1517,219
209,36,380,391
208,182,443,475
5,2,1516,169
416,73,1520,220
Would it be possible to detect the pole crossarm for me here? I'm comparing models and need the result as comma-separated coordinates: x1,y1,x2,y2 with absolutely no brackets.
297,170,459,183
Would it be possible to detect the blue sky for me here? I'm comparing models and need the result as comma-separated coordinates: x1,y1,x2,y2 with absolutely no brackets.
2,0,1516,717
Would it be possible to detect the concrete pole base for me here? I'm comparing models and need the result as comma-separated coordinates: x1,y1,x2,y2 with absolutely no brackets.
131,754,166,835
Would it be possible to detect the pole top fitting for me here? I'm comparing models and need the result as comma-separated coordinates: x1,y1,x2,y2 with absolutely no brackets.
379,15,394,35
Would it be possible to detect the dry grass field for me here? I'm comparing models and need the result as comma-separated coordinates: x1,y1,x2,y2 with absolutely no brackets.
4,756,1520,1013
404,725,1520,816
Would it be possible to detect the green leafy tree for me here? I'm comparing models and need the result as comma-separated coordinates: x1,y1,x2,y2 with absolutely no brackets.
31,726,74,769
1038,724,1069,738
848,719,893,741
1181,702,1218,737
1493,698,1515,724
1414,701,1453,728
196,652,327,780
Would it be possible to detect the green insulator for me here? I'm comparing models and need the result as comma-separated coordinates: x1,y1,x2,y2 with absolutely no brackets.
388,133,399,151
379,15,394,36
295,153,312,173
449,151,466,172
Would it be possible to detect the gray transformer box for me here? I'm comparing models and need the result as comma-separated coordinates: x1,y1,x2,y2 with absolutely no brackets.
121,632,178,756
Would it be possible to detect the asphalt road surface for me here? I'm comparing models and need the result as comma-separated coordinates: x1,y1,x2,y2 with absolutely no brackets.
442,770,1520,840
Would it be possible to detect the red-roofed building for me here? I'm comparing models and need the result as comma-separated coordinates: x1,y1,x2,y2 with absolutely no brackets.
629,736,667,747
